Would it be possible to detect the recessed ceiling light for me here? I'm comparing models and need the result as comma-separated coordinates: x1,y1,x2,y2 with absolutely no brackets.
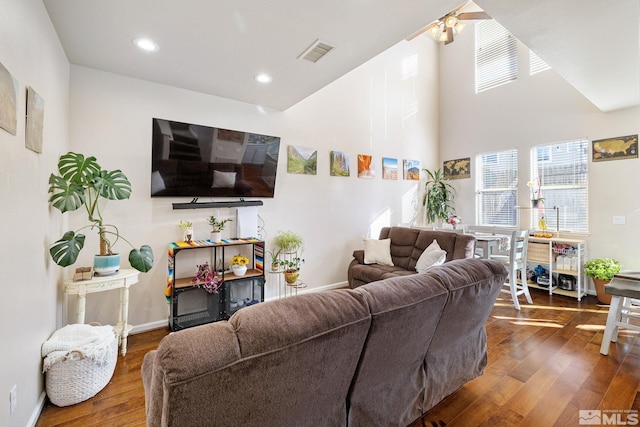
133,38,159,52
255,73,272,84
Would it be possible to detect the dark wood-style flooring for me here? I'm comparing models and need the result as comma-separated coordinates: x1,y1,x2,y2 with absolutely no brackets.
37,289,640,426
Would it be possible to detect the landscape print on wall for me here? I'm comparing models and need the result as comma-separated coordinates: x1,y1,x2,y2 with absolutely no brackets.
382,157,398,180
330,150,350,176
443,157,471,179
0,61,18,135
357,154,374,178
403,159,420,180
25,86,44,153
287,145,317,175
592,134,638,162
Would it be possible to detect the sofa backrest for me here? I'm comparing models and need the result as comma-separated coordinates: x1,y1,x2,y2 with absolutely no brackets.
420,258,507,411
348,272,449,427
379,226,476,270
144,290,371,427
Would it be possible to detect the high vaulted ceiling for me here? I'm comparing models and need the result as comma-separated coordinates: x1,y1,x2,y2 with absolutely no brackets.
43,0,639,112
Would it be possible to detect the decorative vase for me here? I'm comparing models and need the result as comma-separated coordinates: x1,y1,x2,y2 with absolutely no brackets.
210,231,221,242
94,254,120,276
232,265,247,277
593,278,612,304
183,226,193,242
531,199,540,208
284,270,299,284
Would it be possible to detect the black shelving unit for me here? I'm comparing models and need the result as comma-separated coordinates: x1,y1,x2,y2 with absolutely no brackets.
167,239,265,331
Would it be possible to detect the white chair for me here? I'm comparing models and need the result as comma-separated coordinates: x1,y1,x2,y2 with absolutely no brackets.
492,230,532,310
600,277,640,355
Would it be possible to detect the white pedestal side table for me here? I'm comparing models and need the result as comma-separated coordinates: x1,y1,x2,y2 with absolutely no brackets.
63,268,139,356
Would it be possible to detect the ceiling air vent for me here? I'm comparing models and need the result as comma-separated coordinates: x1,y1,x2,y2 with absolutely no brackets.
298,40,335,63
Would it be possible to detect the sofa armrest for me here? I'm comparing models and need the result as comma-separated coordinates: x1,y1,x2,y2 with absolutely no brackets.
352,249,365,265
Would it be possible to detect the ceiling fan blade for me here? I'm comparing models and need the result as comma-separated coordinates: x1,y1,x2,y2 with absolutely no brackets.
457,11,491,20
406,22,439,41
445,28,454,45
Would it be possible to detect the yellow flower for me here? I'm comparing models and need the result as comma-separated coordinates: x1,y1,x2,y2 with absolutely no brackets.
231,255,249,266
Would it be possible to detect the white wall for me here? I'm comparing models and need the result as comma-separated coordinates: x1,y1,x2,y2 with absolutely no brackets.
66,38,439,329
438,25,640,282
0,0,70,425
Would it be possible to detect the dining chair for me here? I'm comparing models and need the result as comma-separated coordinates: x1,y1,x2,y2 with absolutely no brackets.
492,230,532,310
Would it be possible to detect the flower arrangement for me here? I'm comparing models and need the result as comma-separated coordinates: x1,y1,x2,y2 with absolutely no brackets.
191,262,223,294
447,214,462,227
230,255,249,266
527,179,544,201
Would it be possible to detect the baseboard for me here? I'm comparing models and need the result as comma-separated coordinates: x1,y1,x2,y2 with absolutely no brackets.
28,391,47,427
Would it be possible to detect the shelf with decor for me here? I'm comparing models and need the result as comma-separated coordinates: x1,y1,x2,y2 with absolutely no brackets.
524,236,587,301
166,238,265,331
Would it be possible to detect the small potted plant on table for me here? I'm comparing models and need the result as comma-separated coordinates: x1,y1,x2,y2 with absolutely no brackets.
208,216,233,242
281,257,305,285
585,258,621,304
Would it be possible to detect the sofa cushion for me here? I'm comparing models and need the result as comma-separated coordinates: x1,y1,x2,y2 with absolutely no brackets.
349,272,449,426
211,170,236,188
415,239,447,273
363,238,393,266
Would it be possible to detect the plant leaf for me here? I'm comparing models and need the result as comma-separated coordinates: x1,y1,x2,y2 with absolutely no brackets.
49,231,85,267
129,245,154,273
94,169,132,200
48,174,86,213
58,152,101,185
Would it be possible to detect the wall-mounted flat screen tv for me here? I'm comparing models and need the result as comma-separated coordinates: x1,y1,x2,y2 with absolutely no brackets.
151,118,280,198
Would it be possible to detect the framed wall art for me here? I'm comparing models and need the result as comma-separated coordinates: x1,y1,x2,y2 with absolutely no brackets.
443,157,471,179
592,134,638,162
403,159,420,180
0,61,18,135
330,150,350,176
382,157,398,180
287,145,317,175
25,86,44,153
357,154,374,178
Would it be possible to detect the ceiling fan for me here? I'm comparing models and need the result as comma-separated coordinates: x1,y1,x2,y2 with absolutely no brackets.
406,2,491,45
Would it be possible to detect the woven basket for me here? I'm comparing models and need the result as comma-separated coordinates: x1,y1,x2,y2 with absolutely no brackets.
45,331,118,407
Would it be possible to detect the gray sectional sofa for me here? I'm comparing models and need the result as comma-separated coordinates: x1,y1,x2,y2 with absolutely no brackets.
348,226,477,288
142,258,507,427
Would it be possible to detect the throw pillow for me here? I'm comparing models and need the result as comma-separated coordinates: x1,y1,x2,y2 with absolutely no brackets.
363,238,394,266
211,170,237,188
415,239,447,273
150,170,166,194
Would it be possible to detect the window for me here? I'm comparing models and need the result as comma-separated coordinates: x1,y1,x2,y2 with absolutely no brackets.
476,149,518,226
475,20,517,92
530,50,550,75
530,139,589,233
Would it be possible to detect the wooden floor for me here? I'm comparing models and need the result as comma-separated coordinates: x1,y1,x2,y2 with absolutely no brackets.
36,289,640,427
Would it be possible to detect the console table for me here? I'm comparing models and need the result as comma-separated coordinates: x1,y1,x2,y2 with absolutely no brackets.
63,269,139,356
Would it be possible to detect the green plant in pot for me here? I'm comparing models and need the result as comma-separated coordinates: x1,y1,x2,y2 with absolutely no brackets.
584,258,621,304
266,248,282,271
422,168,455,225
273,230,304,254
208,216,232,242
281,257,305,284
48,152,154,275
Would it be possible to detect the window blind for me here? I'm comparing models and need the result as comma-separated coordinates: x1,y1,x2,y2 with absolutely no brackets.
475,20,518,93
530,139,589,232
476,149,518,226
530,50,550,75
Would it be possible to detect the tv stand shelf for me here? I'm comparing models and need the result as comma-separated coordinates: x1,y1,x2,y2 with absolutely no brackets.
167,238,265,331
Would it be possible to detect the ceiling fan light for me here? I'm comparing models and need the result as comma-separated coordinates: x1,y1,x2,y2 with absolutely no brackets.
427,25,440,37
445,15,457,28
438,29,449,42
454,21,466,34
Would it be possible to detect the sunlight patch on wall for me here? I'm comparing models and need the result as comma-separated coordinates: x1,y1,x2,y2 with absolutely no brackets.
403,183,421,225
369,208,391,238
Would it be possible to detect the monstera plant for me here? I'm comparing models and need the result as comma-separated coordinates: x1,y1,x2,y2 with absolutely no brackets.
48,152,154,274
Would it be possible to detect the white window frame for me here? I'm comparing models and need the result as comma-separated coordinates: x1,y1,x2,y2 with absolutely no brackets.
530,139,589,233
475,20,518,93
476,148,518,226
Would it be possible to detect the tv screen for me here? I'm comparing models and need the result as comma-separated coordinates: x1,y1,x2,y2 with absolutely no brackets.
151,118,280,198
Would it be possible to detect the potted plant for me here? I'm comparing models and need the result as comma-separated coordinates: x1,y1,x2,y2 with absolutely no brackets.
273,230,304,254
191,262,223,294
422,168,455,225
179,220,193,242
208,216,233,242
48,152,154,275
281,257,305,284
230,254,249,277
266,248,282,271
585,258,621,304
527,179,544,207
